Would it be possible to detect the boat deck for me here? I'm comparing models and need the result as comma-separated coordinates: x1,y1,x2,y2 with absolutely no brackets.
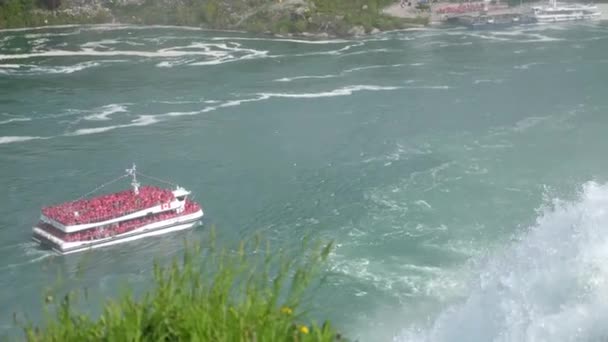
42,185,174,226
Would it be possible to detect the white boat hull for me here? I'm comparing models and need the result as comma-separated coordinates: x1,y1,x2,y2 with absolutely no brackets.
531,1,602,23
32,209,203,255
535,13,601,22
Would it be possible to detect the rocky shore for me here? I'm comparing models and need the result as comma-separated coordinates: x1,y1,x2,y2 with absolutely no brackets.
0,0,429,37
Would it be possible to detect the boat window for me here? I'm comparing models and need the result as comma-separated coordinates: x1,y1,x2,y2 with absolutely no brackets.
177,196,185,201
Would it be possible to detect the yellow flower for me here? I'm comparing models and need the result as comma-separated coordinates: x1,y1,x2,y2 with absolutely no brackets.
299,325,309,334
280,306,293,315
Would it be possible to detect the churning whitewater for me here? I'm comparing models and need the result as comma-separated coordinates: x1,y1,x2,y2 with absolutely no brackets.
2,22,608,340
396,182,608,341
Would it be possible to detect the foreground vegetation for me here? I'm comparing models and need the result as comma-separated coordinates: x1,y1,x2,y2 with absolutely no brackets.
0,0,427,36
14,229,346,341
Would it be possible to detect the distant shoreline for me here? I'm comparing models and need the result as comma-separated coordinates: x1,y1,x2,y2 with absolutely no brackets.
0,0,429,38
1,1,607,39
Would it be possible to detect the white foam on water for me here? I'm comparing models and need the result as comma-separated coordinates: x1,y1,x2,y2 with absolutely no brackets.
414,200,433,210
164,110,205,117
274,64,407,83
0,136,48,144
474,79,504,85
0,64,22,68
258,85,402,99
0,61,108,75
80,39,121,49
210,36,351,44
30,38,50,51
0,117,31,125
394,181,608,342
404,85,451,90
156,59,192,68
274,74,339,82
514,62,542,70
0,253,54,272
329,248,458,300
268,42,365,59
65,115,159,136
465,32,514,42
517,34,565,43
79,38,145,48
156,95,270,118
23,30,81,38
65,126,117,135
337,48,395,57
512,116,550,133
0,47,264,60
0,94,271,144
39,61,101,74
153,99,204,104
347,64,408,72
83,104,128,121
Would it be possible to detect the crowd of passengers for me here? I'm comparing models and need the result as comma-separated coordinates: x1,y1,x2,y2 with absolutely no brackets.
41,186,175,226
37,200,201,242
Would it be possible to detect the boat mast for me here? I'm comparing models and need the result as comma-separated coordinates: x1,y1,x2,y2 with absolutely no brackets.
126,163,140,195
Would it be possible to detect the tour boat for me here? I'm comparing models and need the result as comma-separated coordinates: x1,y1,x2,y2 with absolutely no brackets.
531,0,601,22
32,164,204,255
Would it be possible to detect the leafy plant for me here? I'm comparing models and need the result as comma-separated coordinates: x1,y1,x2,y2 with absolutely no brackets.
15,228,345,342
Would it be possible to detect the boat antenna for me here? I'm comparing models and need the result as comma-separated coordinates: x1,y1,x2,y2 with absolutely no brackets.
126,163,140,195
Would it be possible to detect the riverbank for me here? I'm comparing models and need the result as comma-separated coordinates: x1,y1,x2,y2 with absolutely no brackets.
0,0,428,37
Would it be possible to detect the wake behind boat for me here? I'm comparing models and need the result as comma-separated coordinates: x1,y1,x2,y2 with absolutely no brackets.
32,164,204,255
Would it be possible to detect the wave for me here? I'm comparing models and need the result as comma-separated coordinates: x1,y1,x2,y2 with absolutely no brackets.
0,61,105,75
156,59,195,68
83,104,128,121
404,85,450,90
0,85,399,144
23,30,81,39
0,117,31,125
337,48,397,57
275,64,408,83
258,85,402,99
80,39,121,49
395,181,608,342
0,136,48,144
210,36,351,44
0,253,54,272
473,79,504,85
80,39,145,49
65,115,159,136
153,99,204,104
274,74,339,82
514,62,543,70
0,46,265,61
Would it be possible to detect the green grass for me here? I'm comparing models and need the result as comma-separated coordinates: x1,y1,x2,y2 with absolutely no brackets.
15,228,346,342
310,0,428,33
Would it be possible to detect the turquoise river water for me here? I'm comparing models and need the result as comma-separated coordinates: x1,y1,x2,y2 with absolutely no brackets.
2,22,608,341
